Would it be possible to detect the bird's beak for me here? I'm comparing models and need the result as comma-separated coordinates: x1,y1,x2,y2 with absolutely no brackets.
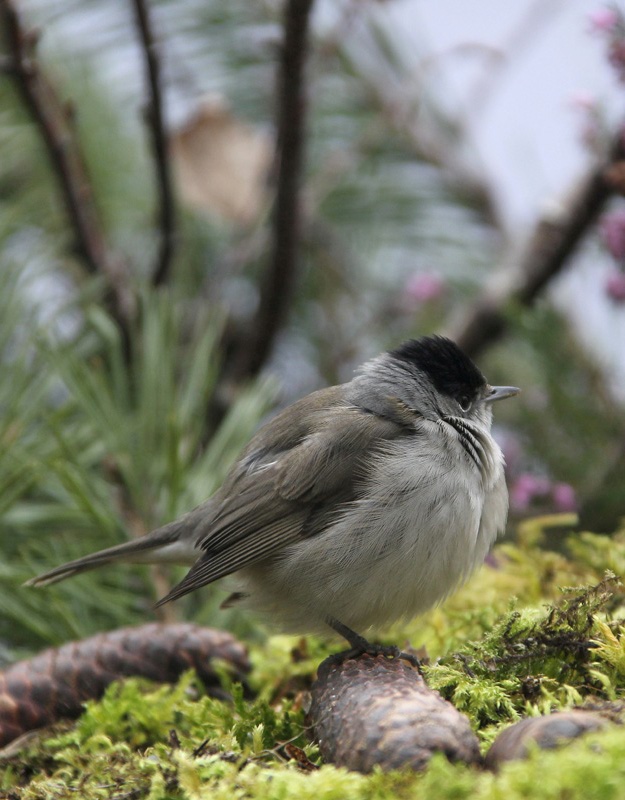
483,385,521,403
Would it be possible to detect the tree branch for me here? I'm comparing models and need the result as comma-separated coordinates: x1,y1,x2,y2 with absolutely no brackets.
0,0,136,332
233,0,315,380
0,0,136,343
452,130,625,357
131,0,176,287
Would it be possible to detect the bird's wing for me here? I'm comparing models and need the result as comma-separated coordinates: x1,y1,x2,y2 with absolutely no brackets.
157,403,413,604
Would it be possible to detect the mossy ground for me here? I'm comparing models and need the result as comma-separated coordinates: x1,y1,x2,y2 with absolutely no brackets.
4,518,625,799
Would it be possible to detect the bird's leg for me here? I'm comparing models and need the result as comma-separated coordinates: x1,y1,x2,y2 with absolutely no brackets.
325,616,420,668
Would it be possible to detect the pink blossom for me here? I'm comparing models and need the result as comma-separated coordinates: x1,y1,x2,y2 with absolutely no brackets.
404,272,446,304
605,270,625,302
599,211,625,259
569,91,597,111
510,482,533,512
588,8,625,82
510,473,552,512
588,8,619,32
551,482,577,512
511,474,579,514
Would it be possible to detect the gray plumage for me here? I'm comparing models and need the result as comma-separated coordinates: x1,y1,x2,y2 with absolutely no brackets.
27,336,519,643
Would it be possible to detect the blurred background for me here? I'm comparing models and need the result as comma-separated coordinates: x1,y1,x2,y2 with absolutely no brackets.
0,0,624,661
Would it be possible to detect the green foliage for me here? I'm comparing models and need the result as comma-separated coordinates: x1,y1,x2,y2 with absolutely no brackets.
567,530,625,578
425,574,621,727
0,266,274,655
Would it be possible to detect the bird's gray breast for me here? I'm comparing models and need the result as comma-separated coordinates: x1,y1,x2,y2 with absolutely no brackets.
440,415,504,490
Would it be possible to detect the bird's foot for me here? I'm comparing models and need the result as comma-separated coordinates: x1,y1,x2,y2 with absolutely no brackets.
325,616,421,669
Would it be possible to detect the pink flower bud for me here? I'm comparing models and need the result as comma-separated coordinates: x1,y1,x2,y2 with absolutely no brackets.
588,8,619,32
510,482,532,512
510,473,552,512
605,270,625,302
551,482,577,512
404,272,447,304
599,211,625,260
569,91,597,111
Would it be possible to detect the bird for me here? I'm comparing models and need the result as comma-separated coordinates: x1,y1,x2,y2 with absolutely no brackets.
27,336,519,659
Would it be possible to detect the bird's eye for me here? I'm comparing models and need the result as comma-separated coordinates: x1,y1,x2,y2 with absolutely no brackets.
458,396,472,413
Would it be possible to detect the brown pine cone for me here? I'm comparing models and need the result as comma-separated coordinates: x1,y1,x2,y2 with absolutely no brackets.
0,623,249,747
485,710,609,769
308,654,481,773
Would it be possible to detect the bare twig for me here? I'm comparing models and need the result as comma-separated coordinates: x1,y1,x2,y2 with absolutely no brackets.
131,0,176,287
233,0,315,380
452,130,625,357
0,0,136,331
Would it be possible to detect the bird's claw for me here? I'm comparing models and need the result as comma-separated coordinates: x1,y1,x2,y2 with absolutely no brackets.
328,641,421,670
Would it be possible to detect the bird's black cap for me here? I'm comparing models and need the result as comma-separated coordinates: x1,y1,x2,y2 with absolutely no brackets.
390,336,486,402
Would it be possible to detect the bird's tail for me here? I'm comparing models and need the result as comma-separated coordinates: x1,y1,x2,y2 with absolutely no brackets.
24,519,196,588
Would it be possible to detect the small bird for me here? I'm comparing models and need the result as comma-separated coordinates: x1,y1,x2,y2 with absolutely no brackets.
28,336,519,658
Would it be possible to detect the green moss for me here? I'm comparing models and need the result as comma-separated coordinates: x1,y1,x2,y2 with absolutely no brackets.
416,728,625,800
4,523,625,799
425,574,623,733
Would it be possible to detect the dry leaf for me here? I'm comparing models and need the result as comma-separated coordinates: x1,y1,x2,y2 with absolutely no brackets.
170,98,272,225
284,743,319,771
